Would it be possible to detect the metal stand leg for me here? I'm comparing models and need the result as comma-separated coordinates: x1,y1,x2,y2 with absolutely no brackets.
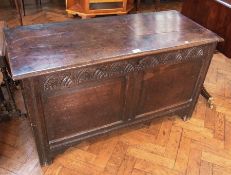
0,85,10,122
1,70,20,116
201,85,214,109
0,56,23,120
182,115,188,121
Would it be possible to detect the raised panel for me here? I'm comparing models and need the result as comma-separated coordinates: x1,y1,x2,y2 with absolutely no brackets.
135,60,202,116
42,78,126,141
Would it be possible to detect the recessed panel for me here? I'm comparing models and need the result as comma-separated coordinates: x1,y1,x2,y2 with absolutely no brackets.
90,2,123,10
43,79,125,141
136,60,202,116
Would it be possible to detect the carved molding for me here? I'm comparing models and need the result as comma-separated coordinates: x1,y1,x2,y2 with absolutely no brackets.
43,44,212,91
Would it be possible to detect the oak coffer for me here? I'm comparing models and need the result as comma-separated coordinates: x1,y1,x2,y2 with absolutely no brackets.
4,11,222,165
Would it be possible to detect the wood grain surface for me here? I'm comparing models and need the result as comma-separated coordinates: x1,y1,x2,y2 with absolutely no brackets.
4,10,222,80
0,21,5,57
182,0,231,58
1,53,231,175
0,2,231,174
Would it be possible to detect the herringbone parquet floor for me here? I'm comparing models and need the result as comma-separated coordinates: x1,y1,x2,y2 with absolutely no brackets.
0,1,231,175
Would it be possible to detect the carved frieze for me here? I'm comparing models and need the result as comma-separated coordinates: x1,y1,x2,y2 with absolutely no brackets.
43,44,211,91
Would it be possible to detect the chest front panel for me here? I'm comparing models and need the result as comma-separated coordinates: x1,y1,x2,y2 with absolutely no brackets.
34,44,212,145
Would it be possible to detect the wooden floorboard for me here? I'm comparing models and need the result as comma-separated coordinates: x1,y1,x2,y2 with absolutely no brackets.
1,1,231,175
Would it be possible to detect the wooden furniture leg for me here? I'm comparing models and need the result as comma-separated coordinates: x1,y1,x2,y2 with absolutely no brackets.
136,0,141,11
9,0,15,7
155,0,160,11
21,0,25,16
201,85,214,109
136,0,160,11
19,0,42,17
14,0,23,26
36,0,42,7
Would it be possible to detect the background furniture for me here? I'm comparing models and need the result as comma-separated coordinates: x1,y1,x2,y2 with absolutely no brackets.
4,11,221,165
66,0,134,18
182,0,231,108
11,0,43,26
182,0,231,58
0,21,22,121
136,0,160,11
11,0,25,16
19,0,42,16
13,0,23,25
9,0,25,15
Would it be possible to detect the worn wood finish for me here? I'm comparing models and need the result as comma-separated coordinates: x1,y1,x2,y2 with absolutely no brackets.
1,53,231,175
4,11,221,80
4,11,221,165
0,21,5,57
182,0,231,58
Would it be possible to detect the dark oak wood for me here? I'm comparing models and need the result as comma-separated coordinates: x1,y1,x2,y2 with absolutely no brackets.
182,0,231,58
136,0,160,11
0,22,5,57
4,11,222,165
4,11,222,80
